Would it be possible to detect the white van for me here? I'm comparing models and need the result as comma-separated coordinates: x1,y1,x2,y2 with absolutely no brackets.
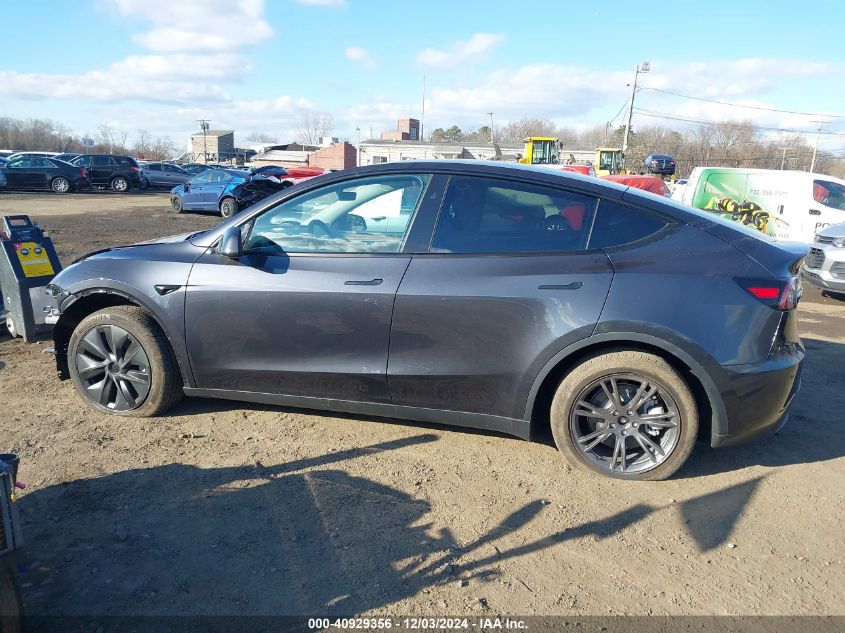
672,167,845,243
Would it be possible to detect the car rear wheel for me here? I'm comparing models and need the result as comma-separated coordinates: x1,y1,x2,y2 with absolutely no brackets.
111,176,129,192
171,195,183,213
50,176,70,193
219,197,237,218
68,306,183,417
550,351,698,480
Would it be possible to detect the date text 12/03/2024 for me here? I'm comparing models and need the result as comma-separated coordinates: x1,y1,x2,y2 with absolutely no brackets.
307,617,527,630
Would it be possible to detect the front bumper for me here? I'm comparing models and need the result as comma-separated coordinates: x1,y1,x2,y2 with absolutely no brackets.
802,267,845,292
709,349,803,448
802,245,845,292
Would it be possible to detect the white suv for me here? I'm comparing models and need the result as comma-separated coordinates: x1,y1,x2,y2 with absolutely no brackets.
802,222,845,292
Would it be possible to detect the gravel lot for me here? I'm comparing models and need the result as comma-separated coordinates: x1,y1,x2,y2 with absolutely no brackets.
0,192,843,620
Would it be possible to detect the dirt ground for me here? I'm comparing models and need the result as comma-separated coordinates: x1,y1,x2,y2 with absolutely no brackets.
0,192,843,621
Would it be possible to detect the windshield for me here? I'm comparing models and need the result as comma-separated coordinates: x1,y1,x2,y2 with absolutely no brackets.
813,180,845,211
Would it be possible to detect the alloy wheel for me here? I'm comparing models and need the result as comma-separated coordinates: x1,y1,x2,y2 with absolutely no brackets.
74,325,151,411
569,373,680,475
112,177,128,192
52,177,70,193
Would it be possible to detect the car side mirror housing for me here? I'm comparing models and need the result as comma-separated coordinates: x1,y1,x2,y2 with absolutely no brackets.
218,226,242,258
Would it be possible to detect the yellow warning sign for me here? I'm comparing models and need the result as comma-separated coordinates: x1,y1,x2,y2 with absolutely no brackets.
15,242,54,278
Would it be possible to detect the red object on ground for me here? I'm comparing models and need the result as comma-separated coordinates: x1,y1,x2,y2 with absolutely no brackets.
602,174,670,197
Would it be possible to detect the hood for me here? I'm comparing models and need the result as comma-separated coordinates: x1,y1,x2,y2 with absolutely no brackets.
817,222,845,239
134,231,204,245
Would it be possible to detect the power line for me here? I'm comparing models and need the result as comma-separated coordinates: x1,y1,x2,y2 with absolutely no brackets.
639,87,845,118
633,108,845,137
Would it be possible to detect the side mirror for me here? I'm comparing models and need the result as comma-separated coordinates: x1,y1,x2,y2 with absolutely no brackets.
183,183,189,192
218,226,241,258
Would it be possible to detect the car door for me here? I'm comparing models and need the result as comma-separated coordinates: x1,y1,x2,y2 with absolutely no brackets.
184,172,437,402
88,155,112,185
144,163,163,186
163,163,189,186
388,174,615,423
201,171,232,209
181,171,212,209
2,158,32,188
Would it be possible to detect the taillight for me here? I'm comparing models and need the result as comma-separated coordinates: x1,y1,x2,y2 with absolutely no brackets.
130,165,140,171
736,277,801,311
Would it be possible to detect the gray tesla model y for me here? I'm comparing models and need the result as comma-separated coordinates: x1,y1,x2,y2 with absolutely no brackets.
47,161,807,479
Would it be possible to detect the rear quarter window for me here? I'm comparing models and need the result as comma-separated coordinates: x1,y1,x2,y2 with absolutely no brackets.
588,200,669,249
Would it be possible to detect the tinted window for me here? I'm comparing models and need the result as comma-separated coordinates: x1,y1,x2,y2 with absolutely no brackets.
74,155,91,167
244,174,430,254
146,163,162,171
112,156,136,166
813,180,845,211
588,200,668,249
431,176,597,254
92,156,111,167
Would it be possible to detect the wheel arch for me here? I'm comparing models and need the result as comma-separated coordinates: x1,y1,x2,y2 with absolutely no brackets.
525,333,725,446
54,289,191,387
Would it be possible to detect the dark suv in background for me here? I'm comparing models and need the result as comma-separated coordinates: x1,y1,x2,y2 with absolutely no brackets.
643,154,676,176
47,161,806,480
71,154,144,192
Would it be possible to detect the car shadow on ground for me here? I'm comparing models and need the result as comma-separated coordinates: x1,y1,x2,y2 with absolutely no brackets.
16,435,764,623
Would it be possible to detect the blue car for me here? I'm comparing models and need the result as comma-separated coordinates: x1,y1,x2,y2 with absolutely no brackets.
170,168,247,218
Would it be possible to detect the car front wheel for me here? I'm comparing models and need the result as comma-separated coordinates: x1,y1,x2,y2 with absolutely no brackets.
171,195,183,213
67,306,183,417
550,350,698,480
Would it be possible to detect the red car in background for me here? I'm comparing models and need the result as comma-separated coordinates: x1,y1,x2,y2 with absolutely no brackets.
602,174,671,197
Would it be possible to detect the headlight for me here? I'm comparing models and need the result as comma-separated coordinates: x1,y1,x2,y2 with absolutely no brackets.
833,236,845,247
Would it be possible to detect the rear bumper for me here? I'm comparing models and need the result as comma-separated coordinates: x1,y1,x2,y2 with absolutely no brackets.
708,349,803,448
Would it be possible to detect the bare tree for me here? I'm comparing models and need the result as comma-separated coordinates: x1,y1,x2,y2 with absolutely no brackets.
498,117,559,144
96,125,128,154
134,129,152,159
296,113,333,146
151,136,177,161
246,132,278,143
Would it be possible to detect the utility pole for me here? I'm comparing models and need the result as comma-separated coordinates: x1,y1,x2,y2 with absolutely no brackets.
355,125,361,167
623,62,650,153
420,75,426,142
487,112,494,144
810,119,824,172
779,146,790,170
197,119,210,163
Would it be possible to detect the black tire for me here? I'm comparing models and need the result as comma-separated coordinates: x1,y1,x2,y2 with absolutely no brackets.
219,197,237,218
171,195,183,213
67,306,183,417
550,350,698,481
111,176,130,192
50,176,71,193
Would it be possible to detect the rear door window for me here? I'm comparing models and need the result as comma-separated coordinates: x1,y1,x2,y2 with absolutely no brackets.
91,156,111,167
588,200,669,249
431,175,597,254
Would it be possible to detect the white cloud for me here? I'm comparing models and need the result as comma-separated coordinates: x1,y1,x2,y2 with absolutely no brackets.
0,70,232,104
345,47,374,68
109,0,272,52
416,33,505,69
295,0,347,6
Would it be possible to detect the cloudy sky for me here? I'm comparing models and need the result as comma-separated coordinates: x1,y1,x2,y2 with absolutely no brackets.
1,0,844,151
